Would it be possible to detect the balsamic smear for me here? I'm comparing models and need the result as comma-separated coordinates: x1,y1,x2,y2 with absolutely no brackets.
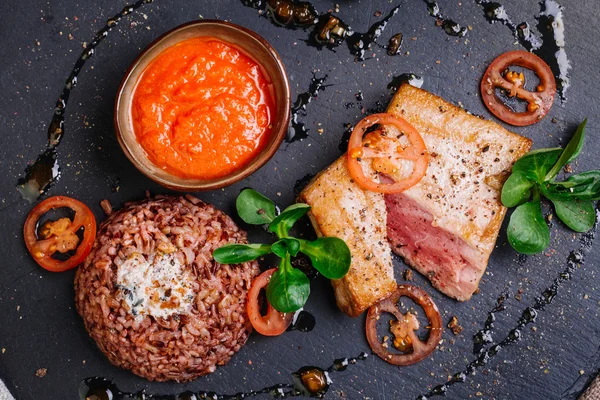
423,1,467,37
294,173,315,196
475,1,542,51
242,0,402,61
80,353,367,400
336,72,423,152
335,73,420,152
341,91,365,111
345,5,401,61
16,0,154,202
366,100,386,115
288,309,316,332
536,0,571,102
387,73,424,93
472,293,506,354
474,0,571,102
288,75,329,143
417,206,600,399
338,123,354,153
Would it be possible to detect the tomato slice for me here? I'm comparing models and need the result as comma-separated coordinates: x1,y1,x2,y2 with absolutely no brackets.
481,50,556,126
366,285,442,366
347,113,429,194
23,196,97,272
247,268,294,336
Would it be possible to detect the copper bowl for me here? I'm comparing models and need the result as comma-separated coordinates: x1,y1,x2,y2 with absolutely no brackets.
114,20,291,191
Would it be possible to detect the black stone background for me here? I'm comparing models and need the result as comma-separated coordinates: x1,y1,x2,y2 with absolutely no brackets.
1,0,600,399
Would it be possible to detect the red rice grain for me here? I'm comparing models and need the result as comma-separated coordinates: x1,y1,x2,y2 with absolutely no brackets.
74,195,259,382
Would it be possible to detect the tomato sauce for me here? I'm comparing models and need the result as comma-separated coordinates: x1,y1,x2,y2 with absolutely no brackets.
131,37,275,180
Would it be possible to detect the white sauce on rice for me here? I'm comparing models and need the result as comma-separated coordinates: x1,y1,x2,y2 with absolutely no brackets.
116,252,195,319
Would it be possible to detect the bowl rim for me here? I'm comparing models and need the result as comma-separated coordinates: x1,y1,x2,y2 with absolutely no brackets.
114,19,291,191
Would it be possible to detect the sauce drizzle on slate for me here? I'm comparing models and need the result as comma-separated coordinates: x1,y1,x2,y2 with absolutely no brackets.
79,352,367,399
345,5,401,61
387,73,424,93
476,0,542,51
338,73,423,152
16,0,154,202
472,292,507,354
294,173,315,196
288,75,329,143
417,205,600,399
423,1,467,37
537,0,571,102
474,0,571,102
288,309,316,332
338,123,354,153
241,0,403,60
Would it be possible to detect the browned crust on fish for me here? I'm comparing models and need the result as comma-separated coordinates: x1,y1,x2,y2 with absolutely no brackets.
298,157,396,317
300,84,532,314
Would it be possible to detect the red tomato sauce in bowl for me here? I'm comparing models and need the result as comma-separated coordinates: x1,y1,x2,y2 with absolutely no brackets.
131,37,275,180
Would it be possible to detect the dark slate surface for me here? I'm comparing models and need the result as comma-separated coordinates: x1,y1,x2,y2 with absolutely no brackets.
1,0,599,399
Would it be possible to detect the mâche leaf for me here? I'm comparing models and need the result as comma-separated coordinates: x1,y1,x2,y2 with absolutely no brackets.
213,243,272,264
216,188,351,313
501,171,534,207
299,237,351,280
511,148,563,183
507,199,550,255
545,118,588,181
272,238,301,258
266,254,310,313
501,118,597,255
550,198,596,232
268,203,311,237
543,171,600,201
236,189,277,225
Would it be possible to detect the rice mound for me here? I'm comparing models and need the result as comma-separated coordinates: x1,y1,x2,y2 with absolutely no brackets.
74,194,259,382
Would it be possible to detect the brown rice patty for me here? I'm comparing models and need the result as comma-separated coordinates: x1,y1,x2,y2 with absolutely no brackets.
74,195,259,382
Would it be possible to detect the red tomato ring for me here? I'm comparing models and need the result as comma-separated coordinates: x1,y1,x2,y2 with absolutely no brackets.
247,268,294,336
481,50,556,126
23,196,97,272
366,285,442,366
347,113,429,194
